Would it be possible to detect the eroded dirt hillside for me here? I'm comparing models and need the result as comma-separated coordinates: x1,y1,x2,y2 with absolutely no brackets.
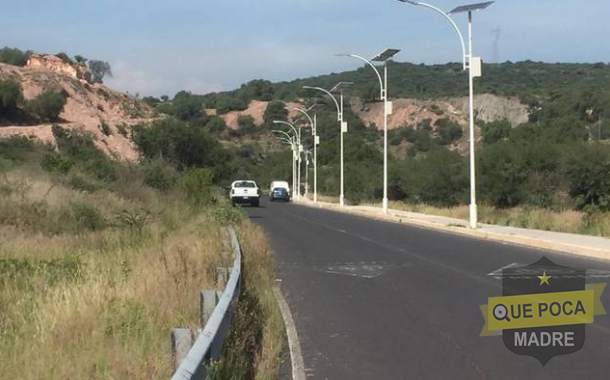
0,62,155,161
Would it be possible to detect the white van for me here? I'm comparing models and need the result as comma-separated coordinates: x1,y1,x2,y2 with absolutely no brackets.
269,180,290,196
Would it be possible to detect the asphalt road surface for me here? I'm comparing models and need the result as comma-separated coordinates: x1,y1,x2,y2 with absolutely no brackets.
244,197,610,379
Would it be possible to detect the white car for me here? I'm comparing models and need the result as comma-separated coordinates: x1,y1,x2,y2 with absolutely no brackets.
230,180,260,207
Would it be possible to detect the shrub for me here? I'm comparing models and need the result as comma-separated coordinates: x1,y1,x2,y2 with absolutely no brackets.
28,91,67,122
141,159,178,192
41,152,74,174
0,136,36,162
212,203,244,225
100,121,111,136
116,123,128,137
114,209,151,234
67,174,99,192
180,168,214,206
71,202,105,232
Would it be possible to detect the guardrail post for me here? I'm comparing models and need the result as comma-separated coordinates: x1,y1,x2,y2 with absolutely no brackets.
200,289,220,326
171,227,242,380
171,328,194,370
215,267,230,287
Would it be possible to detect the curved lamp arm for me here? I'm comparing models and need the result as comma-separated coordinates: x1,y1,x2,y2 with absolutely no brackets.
338,53,384,99
290,107,315,135
273,120,300,143
302,86,341,121
397,0,467,70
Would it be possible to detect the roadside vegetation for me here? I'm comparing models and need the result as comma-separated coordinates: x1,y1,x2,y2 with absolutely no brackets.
149,61,610,238
0,123,283,378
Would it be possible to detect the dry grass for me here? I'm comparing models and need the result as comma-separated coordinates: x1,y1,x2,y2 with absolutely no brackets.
375,201,610,237
208,220,285,380
0,169,229,379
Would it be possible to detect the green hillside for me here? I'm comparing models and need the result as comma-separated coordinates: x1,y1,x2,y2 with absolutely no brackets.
198,61,610,112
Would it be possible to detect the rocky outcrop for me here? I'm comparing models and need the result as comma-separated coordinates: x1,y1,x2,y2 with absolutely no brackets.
0,62,153,161
26,53,92,83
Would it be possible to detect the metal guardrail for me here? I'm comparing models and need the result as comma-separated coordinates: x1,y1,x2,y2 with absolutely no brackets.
171,227,242,380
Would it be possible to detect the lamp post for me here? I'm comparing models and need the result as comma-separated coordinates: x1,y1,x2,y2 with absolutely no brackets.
289,106,319,203
273,120,302,199
271,129,298,196
303,83,352,207
304,150,313,197
337,49,400,214
397,0,493,228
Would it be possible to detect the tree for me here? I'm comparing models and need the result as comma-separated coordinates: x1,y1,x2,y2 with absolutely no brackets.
88,60,113,83
481,119,511,143
74,55,88,64
263,100,287,125
27,91,67,122
237,115,256,136
142,96,160,107
0,79,24,116
132,118,234,180
172,91,204,121
55,52,73,64
435,118,463,145
205,117,226,133
0,47,31,66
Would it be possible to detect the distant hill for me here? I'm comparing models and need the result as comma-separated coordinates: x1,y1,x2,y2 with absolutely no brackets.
201,61,610,108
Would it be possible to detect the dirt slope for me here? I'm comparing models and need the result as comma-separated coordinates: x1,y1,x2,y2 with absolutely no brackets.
352,94,529,131
220,100,303,129
0,62,155,161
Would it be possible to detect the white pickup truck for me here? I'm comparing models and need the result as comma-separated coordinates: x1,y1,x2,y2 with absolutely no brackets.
229,180,260,207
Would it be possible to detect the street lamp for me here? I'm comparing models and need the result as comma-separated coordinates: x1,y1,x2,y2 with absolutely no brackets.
289,106,319,203
271,129,298,197
337,49,400,215
273,120,302,199
304,150,314,197
397,0,493,229
303,83,352,207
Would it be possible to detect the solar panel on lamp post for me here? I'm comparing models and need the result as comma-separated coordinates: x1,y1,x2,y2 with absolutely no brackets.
397,0,493,229
337,50,400,215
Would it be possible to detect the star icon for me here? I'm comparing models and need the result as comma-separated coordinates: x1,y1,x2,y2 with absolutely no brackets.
538,271,551,286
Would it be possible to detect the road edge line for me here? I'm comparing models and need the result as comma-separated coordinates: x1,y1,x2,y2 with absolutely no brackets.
273,284,306,380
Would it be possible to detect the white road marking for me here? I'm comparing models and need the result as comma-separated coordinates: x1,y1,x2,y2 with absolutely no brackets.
274,284,307,380
486,262,522,279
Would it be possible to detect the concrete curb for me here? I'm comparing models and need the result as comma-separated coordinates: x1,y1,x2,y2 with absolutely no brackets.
295,199,610,262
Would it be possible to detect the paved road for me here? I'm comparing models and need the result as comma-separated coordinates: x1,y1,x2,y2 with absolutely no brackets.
245,197,610,379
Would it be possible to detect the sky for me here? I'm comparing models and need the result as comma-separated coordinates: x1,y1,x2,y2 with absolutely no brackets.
2,0,609,97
